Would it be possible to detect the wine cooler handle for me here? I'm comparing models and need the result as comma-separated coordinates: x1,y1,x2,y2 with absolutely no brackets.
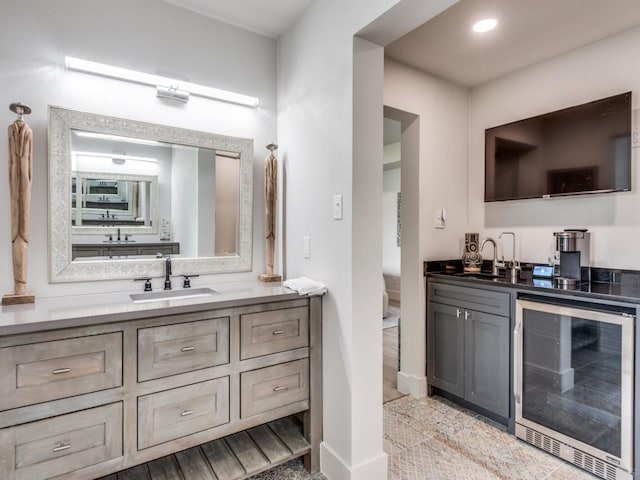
513,318,522,405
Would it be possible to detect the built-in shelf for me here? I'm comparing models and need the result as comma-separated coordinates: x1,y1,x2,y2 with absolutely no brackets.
97,416,310,480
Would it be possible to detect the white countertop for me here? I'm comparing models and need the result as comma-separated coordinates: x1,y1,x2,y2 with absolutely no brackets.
0,281,305,336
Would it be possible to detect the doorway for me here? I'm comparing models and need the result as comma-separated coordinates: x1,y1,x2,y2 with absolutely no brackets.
382,116,403,403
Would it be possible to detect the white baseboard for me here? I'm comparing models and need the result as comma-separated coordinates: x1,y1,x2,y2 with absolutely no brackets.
396,371,427,397
321,442,388,480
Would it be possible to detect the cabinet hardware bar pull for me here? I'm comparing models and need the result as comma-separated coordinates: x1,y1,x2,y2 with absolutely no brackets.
53,444,71,452
181,346,195,352
513,319,523,405
273,385,288,392
456,309,461,318
272,330,285,335
180,410,195,416
52,368,71,375
464,311,471,320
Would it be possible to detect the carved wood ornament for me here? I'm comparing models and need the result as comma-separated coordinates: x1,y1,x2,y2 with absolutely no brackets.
3,103,35,305
259,144,282,283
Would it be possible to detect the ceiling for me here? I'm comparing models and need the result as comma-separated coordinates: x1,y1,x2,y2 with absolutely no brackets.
385,0,640,87
158,1,640,85
158,0,313,38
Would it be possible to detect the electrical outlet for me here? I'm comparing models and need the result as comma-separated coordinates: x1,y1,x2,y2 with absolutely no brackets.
633,125,640,148
303,236,311,259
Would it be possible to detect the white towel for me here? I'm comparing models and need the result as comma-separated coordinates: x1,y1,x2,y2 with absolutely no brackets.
283,277,327,296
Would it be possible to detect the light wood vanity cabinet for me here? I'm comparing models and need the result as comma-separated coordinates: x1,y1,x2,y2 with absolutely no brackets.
0,294,322,480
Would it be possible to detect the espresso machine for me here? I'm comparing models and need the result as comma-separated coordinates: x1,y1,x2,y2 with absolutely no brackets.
553,229,591,287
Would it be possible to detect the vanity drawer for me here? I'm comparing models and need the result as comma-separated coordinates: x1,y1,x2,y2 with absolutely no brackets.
0,332,123,410
0,402,123,480
138,317,230,381
137,377,229,449
240,359,309,418
428,281,510,317
240,307,309,360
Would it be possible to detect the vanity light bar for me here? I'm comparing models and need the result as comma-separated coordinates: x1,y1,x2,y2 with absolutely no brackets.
65,56,260,108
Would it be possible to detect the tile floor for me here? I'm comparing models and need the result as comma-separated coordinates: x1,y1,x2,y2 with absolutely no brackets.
252,394,598,480
384,395,597,480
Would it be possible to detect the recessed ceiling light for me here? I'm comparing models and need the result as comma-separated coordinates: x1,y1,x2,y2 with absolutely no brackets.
473,18,498,33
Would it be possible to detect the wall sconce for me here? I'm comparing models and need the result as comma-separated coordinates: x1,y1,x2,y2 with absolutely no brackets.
65,56,259,107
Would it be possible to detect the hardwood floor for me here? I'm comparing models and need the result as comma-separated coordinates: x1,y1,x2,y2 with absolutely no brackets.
383,326,405,403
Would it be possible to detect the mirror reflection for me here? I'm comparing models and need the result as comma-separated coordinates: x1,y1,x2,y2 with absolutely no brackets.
69,129,241,261
72,174,156,228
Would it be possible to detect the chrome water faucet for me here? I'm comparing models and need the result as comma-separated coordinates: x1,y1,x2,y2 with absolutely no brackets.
499,232,520,281
480,237,500,276
164,256,172,290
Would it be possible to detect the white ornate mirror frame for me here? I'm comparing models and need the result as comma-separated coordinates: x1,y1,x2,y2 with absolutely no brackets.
48,106,253,282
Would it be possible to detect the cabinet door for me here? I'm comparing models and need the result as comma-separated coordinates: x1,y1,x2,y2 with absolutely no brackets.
464,310,509,417
427,302,464,398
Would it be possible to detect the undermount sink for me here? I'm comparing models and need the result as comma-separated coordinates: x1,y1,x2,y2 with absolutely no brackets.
130,287,218,303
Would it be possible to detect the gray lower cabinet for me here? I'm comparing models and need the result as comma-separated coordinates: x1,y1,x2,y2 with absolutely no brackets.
0,296,322,480
427,280,510,418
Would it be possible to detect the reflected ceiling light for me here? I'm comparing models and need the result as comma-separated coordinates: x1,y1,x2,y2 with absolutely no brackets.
472,18,498,33
65,56,259,107
72,151,158,163
73,131,161,146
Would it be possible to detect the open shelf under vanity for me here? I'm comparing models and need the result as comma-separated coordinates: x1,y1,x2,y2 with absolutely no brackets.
97,415,309,480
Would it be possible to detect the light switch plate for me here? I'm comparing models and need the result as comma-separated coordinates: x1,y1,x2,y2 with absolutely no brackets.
632,125,640,148
333,195,343,220
434,208,446,229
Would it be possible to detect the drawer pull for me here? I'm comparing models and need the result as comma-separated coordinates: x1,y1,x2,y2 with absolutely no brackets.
53,444,71,453
273,385,288,392
52,368,71,375
180,409,195,417
272,330,285,335
181,346,195,352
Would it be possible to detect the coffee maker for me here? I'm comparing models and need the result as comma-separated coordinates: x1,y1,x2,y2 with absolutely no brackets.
553,229,591,287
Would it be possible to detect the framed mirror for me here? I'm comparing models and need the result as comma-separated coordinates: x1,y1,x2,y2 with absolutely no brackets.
49,106,253,282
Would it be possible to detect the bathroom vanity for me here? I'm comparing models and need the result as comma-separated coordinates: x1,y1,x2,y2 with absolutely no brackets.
0,282,322,480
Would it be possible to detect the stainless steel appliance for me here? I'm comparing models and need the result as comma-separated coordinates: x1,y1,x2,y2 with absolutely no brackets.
515,297,634,480
553,229,591,287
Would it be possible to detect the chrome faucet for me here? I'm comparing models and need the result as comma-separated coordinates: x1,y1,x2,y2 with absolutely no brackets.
499,231,520,281
480,237,500,276
164,256,172,290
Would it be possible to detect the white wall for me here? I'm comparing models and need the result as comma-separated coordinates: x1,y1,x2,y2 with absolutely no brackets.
383,58,469,395
278,1,458,478
383,142,401,276
0,0,276,297
468,26,640,267
384,59,470,260
278,3,396,479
